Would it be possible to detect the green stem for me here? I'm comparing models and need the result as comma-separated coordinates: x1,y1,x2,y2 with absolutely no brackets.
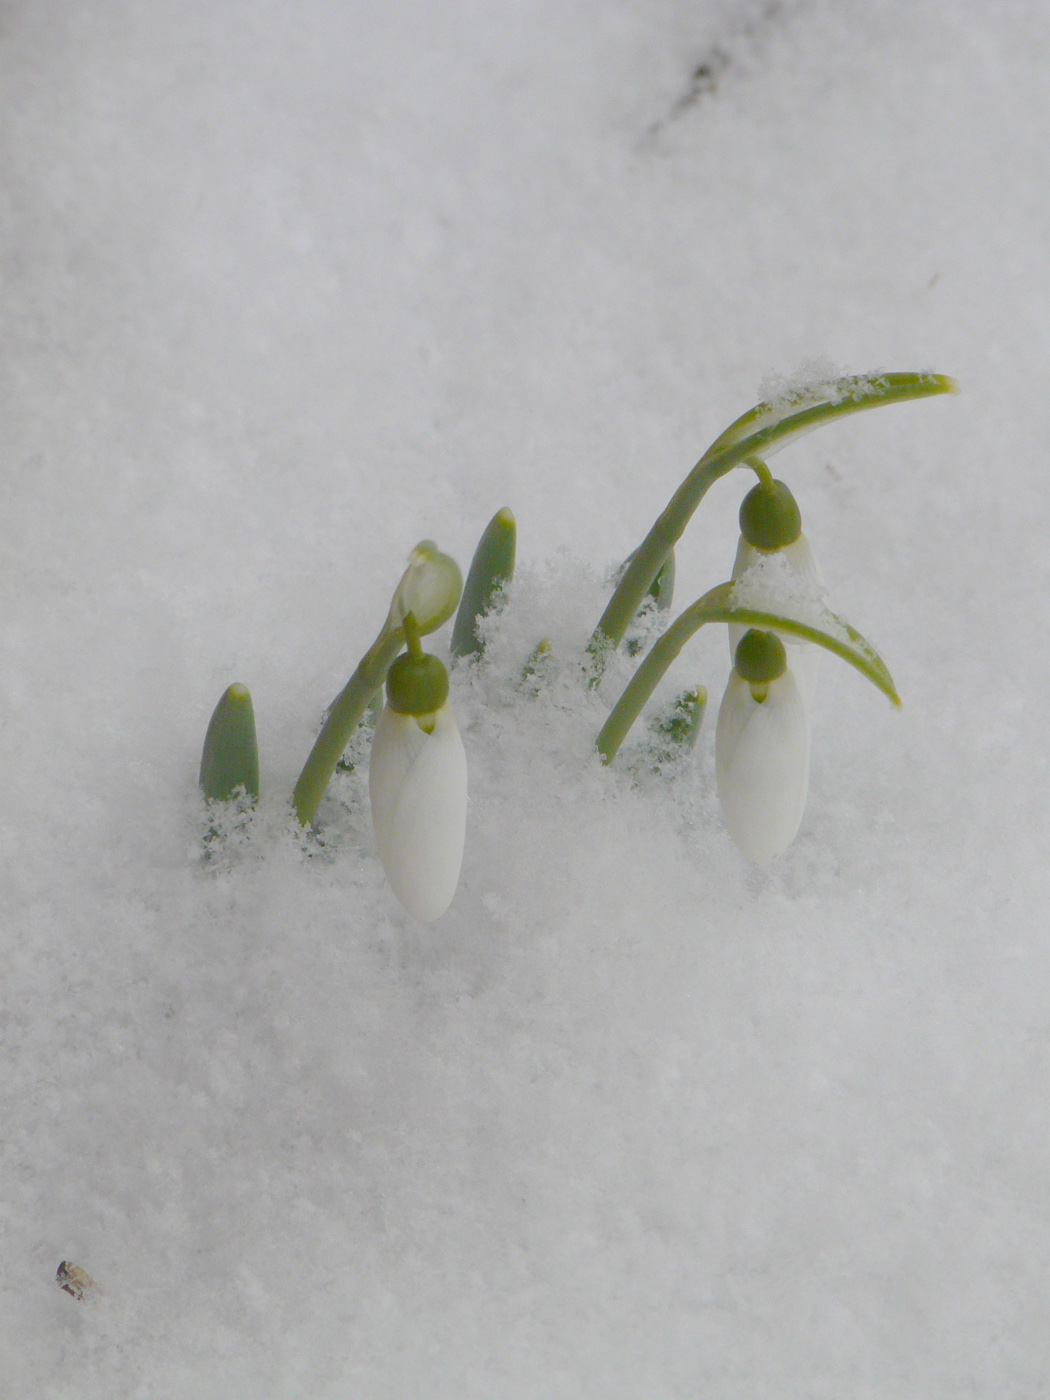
292,629,403,827
587,371,955,663
748,458,774,490
403,611,424,661
595,581,900,765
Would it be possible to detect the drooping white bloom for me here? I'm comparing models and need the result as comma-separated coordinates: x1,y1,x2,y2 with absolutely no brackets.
368,701,468,922
729,533,826,712
715,665,810,865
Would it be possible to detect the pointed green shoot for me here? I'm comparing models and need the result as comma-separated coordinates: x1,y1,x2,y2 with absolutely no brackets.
648,684,707,756
519,636,553,696
199,683,260,802
596,580,899,765
587,371,955,663
451,507,517,659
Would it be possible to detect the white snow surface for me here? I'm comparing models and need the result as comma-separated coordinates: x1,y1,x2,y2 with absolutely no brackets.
2,1,1049,1395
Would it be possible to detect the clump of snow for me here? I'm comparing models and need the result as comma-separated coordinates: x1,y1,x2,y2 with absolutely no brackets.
757,357,848,411
728,548,829,623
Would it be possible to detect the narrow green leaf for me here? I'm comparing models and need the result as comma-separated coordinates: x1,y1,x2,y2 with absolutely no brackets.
199,683,260,802
597,579,899,764
702,371,958,463
700,583,900,706
451,507,516,658
588,371,955,659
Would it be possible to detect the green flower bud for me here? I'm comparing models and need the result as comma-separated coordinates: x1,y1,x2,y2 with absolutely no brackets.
734,629,787,685
385,651,450,717
739,479,802,550
388,541,463,637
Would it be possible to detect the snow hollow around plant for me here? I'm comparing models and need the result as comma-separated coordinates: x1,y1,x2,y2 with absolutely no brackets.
2,1,1049,1396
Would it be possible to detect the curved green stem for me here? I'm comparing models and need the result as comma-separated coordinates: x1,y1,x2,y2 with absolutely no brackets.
402,611,424,661
747,458,775,490
596,581,900,765
292,628,404,827
587,371,956,664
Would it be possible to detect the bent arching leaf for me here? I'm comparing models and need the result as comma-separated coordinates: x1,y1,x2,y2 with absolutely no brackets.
596,580,899,764
588,371,955,661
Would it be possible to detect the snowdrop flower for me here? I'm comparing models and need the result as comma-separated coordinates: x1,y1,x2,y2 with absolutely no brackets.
729,474,825,712
716,629,810,865
368,622,467,922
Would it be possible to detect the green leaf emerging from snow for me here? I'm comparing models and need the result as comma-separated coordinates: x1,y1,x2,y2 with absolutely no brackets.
597,570,898,764
588,370,955,659
713,570,899,706
702,370,957,466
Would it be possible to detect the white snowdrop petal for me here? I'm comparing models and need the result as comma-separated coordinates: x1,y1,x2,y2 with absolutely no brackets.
781,534,825,589
368,708,427,853
715,670,810,864
368,703,467,922
730,533,825,591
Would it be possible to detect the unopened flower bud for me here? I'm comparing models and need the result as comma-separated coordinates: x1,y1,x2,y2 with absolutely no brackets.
388,542,463,637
